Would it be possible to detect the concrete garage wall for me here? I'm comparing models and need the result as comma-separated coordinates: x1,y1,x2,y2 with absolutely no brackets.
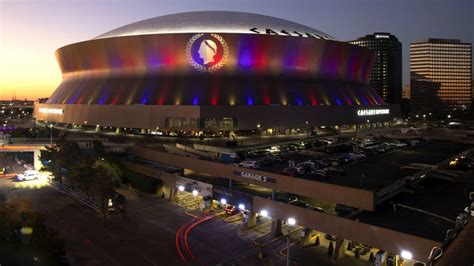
253,197,439,263
121,161,177,188
132,146,375,211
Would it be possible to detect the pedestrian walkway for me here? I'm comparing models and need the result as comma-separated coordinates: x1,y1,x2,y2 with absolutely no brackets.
289,244,371,266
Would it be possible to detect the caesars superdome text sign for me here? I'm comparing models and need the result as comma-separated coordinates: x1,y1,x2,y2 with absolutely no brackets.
186,33,229,73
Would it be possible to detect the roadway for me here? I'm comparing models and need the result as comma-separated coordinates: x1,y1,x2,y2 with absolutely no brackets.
1,178,255,266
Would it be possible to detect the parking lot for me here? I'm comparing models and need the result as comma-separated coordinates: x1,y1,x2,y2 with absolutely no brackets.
353,177,471,242
233,138,473,191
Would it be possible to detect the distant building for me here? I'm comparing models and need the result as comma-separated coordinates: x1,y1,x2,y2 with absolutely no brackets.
402,85,410,99
350,33,402,104
410,38,472,117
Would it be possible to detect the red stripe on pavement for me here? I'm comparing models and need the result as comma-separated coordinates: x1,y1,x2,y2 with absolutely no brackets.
183,216,213,261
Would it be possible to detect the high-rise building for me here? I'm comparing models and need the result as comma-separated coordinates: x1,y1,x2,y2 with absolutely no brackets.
402,85,411,99
410,39,472,117
350,33,402,104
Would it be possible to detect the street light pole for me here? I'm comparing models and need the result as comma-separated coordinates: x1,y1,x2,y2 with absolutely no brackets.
49,124,53,145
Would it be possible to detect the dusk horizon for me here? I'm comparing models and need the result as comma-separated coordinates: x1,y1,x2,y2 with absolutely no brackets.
1,0,473,100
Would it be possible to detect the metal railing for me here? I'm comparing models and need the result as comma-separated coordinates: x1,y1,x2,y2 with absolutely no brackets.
49,182,102,213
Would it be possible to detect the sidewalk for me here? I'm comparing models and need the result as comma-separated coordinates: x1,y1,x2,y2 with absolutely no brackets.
115,185,147,201
289,245,371,266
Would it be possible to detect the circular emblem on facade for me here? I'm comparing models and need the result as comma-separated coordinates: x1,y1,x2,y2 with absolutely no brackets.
186,33,229,73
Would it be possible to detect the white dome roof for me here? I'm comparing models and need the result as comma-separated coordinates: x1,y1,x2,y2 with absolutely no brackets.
95,11,334,40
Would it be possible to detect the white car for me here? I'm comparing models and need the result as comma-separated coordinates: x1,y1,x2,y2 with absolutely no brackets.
391,142,408,148
238,160,260,169
16,170,39,181
347,153,367,160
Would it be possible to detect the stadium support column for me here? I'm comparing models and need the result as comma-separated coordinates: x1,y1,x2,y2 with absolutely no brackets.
333,237,347,259
270,219,283,238
246,211,257,228
169,188,176,201
299,228,313,247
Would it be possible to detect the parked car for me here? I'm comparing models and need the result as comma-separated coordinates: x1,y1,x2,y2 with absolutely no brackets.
260,156,283,166
312,206,324,212
347,152,366,160
16,170,39,181
225,205,237,215
290,200,311,209
302,160,324,169
324,166,345,176
390,142,408,148
238,160,260,169
276,193,298,203
295,163,314,175
335,204,357,216
279,167,299,176
309,169,327,177
337,155,353,164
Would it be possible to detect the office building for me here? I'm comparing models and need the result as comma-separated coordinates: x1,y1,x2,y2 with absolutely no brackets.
349,33,402,104
410,38,472,117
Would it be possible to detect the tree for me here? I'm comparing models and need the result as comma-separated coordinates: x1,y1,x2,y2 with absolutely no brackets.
71,153,96,197
40,141,84,189
91,140,106,158
60,141,83,190
39,145,62,184
0,199,67,265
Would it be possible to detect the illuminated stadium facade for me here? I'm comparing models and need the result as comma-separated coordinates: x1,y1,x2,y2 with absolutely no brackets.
34,11,401,134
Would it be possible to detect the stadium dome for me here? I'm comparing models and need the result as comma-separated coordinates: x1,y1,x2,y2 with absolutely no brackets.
35,11,400,133
95,11,334,40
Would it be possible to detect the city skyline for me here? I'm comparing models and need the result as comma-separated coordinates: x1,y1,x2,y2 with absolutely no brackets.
1,0,473,100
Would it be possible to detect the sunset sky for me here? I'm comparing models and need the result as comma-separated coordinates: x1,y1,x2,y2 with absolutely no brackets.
0,0,472,100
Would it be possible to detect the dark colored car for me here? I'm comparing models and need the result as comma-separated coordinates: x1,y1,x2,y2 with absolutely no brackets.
114,192,126,204
260,156,283,166
289,200,311,209
276,193,298,203
335,204,357,216
325,166,345,176
279,167,299,176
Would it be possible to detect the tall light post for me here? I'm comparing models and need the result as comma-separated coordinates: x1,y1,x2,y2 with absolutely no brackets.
2,122,6,146
49,124,53,145
257,124,261,145
286,217,296,266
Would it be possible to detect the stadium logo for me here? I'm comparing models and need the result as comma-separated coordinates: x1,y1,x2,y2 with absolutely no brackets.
186,33,229,72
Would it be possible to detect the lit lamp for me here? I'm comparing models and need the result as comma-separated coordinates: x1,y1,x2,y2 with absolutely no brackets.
401,250,413,260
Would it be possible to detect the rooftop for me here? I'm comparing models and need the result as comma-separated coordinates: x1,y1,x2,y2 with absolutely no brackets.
95,11,334,40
